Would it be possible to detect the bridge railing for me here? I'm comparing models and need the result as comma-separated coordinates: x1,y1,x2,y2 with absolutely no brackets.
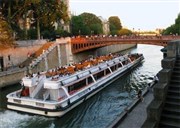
71,35,180,53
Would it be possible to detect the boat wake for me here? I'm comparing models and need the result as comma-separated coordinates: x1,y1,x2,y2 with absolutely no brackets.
0,110,52,128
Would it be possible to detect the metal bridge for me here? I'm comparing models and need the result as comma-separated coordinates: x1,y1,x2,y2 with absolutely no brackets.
71,35,180,53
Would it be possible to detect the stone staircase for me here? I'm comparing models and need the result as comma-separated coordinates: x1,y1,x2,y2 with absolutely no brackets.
19,42,53,68
159,56,180,128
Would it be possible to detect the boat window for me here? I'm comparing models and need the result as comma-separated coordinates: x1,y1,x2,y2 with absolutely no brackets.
13,99,21,104
88,77,93,84
122,60,129,65
36,102,44,107
68,79,86,94
118,63,122,68
105,68,111,75
93,70,104,80
110,65,116,72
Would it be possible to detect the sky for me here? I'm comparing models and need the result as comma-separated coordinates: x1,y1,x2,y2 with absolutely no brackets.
70,0,180,31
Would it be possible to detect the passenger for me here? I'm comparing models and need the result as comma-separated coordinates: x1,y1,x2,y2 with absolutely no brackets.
147,83,153,92
137,89,143,102
154,75,159,84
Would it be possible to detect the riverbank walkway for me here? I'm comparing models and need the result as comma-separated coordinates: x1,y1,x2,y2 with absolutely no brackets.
109,85,154,128
117,90,154,128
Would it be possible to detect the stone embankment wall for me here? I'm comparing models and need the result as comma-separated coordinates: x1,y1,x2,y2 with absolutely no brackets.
0,40,47,69
0,68,26,88
71,44,136,63
142,40,180,127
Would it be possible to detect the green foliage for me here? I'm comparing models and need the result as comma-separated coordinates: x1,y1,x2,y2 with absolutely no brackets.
71,13,103,36
162,13,180,35
108,16,122,35
55,28,71,37
71,16,87,36
118,28,132,36
28,28,37,39
0,0,69,39
90,24,103,35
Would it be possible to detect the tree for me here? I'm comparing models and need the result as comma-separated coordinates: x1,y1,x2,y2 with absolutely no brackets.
79,12,103,35
162,13,180,35
118,28,132,36
0,15,14,47
108,16,122,35
71,15,88,36
0,0,69,39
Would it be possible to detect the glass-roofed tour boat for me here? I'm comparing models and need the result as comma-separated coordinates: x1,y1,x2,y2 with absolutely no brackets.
7,53,144,117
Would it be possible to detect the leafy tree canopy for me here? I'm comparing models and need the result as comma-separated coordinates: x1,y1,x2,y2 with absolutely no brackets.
0,15,14,47
0,0,69,39
71,15,89,36
108,16,122,33
79,12,103,35
118,28,132,36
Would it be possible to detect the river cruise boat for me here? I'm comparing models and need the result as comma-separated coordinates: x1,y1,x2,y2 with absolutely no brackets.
7,53,144,117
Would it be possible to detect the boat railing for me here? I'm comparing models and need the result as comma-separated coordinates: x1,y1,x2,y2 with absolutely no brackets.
30,75,45,98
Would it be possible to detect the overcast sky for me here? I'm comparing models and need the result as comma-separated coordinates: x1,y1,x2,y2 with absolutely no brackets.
70,0,180,31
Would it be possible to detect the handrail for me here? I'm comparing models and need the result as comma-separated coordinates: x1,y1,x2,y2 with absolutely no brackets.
30,75,45,98
43,90,50,101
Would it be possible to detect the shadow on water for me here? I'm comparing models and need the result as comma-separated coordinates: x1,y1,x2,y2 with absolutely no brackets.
0,84,21,110
0,44,163,128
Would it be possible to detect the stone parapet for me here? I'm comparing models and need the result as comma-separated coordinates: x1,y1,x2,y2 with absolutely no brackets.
161,57,175,69
153,83,168,101
142,40,180,127
142,100,163,128
158,69,172,83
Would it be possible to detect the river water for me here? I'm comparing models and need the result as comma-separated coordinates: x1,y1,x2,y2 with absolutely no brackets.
0,44,163,128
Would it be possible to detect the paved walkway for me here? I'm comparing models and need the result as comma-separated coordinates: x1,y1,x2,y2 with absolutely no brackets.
117,90,154,128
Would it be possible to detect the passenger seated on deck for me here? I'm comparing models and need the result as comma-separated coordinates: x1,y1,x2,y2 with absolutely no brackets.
20,87,29,97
